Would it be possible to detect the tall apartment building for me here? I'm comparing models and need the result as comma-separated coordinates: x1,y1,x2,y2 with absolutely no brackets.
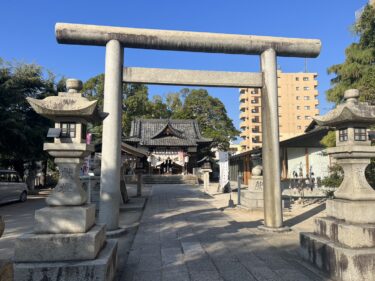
239,71,319,151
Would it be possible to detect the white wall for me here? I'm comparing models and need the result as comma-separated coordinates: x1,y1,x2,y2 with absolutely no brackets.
287,147,329,180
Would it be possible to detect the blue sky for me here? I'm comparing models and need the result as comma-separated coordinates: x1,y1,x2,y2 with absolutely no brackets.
0,0,368,133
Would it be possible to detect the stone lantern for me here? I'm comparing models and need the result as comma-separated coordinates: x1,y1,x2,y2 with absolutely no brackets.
13,79,117,281
201,159,212,193
300,89,375,281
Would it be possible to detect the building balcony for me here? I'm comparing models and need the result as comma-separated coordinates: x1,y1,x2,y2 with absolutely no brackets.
240,112,247,120
239,93,247,102
240,121,248,129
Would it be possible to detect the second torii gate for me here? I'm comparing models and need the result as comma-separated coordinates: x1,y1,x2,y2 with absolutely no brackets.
55,23,321,232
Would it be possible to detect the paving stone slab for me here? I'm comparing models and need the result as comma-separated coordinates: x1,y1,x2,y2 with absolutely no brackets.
124,184,326,281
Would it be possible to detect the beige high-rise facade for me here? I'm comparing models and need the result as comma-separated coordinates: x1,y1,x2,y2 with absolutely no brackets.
239,70,319,151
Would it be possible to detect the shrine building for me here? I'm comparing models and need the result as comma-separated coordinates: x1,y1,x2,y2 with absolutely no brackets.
124,119,212,174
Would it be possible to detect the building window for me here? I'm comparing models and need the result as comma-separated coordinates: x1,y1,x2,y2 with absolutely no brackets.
304,106,310,110
354,128,367,141
297,116,301,120
252,136,260,143
297,106,301,110
296,77,299,81
60,123,76,138
252,116,260,123
81,124,87,140
297,126,302,130
296,96,300,100
296,87,300,91
304,96,310,100
305,116,310,120
339,128,348,142
303,77,309,81
304,86,310,91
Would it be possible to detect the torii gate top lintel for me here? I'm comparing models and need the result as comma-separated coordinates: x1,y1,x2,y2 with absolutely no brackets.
55,23,321,58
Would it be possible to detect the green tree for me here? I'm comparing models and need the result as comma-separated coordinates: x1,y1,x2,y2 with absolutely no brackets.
323,5,375,188
0,59,63,177
327,4,375,103
165,92,183,114
82,77,155,138
320,131,336,148
149,95,171,119
172,88,239,150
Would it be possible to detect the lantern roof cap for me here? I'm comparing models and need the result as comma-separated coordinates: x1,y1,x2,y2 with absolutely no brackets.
313,89,375,127
26,79,107,123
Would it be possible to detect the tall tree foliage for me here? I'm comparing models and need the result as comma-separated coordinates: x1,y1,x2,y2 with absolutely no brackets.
172,89,239,150
0,59,64,176
327,4,375,103
322,5,375,188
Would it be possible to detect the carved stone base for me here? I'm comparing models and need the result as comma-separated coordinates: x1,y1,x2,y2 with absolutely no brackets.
34,204,96,234
13,239,117,281
326,199,375,224
46,158,87,206
14,225,106,262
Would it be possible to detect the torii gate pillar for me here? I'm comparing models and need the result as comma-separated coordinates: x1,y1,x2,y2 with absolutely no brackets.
98,40,124,230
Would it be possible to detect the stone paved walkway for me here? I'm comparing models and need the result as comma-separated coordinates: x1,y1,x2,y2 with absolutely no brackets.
120,184,330,281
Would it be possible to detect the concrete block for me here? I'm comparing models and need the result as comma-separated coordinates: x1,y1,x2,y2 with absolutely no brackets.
326,199,375,224
314,217,375,248
300,232,375,281
13,239,117,281
34,204,96,234
14,225,106,262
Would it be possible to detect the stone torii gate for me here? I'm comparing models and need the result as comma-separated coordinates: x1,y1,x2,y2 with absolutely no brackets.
55,23,321,232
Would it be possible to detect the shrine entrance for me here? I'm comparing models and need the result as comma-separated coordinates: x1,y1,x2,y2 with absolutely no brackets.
55,23,321,231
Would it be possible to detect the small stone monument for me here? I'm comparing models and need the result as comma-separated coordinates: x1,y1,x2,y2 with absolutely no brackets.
201,160,212,193
13,79,117,281
300,89,375,281
247,165,264,209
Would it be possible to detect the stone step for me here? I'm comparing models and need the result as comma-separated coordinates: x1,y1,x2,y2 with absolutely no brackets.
314,217,375,248
142,175,197,184
300,232,375,281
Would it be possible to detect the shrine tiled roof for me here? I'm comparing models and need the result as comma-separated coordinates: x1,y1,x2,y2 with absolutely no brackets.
124,119,212,147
